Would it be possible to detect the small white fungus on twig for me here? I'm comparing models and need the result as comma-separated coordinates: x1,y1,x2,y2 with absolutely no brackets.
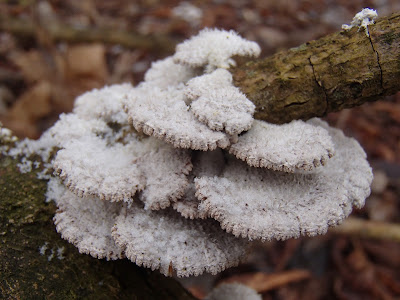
342,8,378,36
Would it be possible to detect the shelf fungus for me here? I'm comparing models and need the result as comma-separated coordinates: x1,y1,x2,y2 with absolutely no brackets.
15,28,373,277
229,119,335,172
173,28,261,71
112,203,248,277
195,120,372,241
186,69,255,135
53,186,124,260
123,29,260,150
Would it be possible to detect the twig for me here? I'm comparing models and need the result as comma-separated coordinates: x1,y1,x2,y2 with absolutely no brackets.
332,217,400,243
0,16,177,54
219,270,311,293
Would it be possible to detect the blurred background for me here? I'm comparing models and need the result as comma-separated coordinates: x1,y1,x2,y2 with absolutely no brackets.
1,1,399,299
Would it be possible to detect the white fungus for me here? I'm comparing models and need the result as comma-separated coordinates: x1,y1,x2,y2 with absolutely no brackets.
174,28,261,72
45,177,65,204
1,28,374,278
124,29,259,150
53,187,124,260
124,84,231,151
195,120,372,241
39,242,49,256
111,203,248,277
342,8,378,36
0,125,17,149
143,57,201,89
52,86,193,209
53,135,146,203
137,144,193,210
229,119,335,172
185,68,236,100
73,83,134,123
186,69,255,135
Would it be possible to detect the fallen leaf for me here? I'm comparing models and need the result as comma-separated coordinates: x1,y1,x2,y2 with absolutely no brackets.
9,50,49,83
8,81,52,122
66,44,108,81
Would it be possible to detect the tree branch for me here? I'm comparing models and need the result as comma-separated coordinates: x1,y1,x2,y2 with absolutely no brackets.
0,16,176,54
332,217,400,243
232,11,400,123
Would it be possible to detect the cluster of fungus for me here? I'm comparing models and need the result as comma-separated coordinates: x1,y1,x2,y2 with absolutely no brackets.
38,29,372,277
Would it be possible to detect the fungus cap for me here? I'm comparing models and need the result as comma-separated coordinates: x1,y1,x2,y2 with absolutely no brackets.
173,28,261,71
124,84,230,151
137,145,193,210
229,119,335,172
195,120,373,241
53,135,146,202
111,204,248,277
186,69,255,135
144,56,200,88
73,83,133,123
54,134,192,209
342,8,378,31
48,113,109,146
53,187,124,260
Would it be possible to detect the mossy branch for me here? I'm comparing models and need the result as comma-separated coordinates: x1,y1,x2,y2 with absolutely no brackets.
232,11,400,123
0,144,195,300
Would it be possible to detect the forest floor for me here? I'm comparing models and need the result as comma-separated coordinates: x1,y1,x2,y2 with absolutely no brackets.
1,1,400,299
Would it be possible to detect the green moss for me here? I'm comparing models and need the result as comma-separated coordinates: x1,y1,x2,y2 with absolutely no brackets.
382,32,399,45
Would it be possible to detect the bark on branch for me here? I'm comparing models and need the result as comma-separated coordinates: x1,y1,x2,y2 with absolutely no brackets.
232,11,400,123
